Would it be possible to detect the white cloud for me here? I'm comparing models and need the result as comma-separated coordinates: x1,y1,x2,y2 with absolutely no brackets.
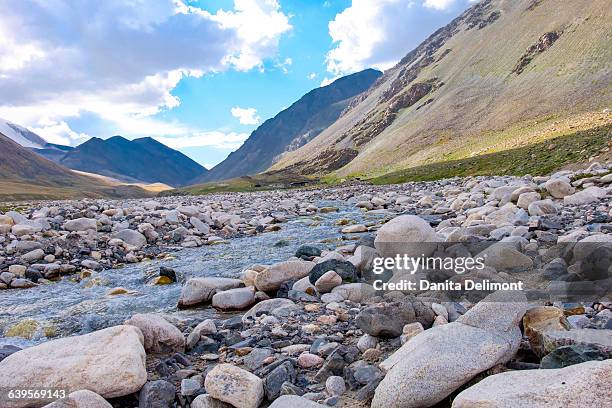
326,0,472,76
0,0,291,145
0,24,46,72
423,0,457,10
275,57,293,73
204,0,292,71
155,131,249,150
231,107,261,125
320,75,341,87
307,72,317,80
29,120,89,146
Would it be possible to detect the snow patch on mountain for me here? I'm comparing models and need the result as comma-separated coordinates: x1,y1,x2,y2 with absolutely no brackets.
0,118,47,148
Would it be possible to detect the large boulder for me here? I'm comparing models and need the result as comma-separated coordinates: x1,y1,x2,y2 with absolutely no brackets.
308,259,358,285
43,390,112,408
374,215,438,258
212,287,256,310
254,260,315,292
0,325,147,407
0,214,15,226
356,298,435,337
11,224,41,236
563,186,607,205
124,313,185,353
242,298,299,323
372,291,527,408
527,199,557,216
178,277,243,308
516,192,540,210
204,364,264,408
63,218,98,232
452,360,612,407
484,204,521,226
477,242,533,271
331,283,376,303
572,234,612,262
314,271,343,293
21,248,45,262
190,217,210,234
112,229,147,249
545,178,575,198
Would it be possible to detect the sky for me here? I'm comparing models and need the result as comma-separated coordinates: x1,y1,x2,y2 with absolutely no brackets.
0,0,477,168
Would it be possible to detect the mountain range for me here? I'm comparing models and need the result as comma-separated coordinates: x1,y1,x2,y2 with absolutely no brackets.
1,0,610,200
58,136,207,187
0,133,152,201
0,117,207,188
200,69,382,182
269,0,611,178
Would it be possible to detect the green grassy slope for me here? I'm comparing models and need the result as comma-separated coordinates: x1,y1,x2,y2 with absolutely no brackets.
369,124,611,184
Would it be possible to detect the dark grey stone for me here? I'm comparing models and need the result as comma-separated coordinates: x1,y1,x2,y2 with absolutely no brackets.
309,260,358,285
355,298,434,337
264,360,297,401
296,245,322,259
139,380,175,408
540,345,608,369
159,266,177,282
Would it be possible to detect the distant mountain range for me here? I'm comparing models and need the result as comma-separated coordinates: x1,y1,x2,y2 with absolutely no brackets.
0,132,150,201
200,69,382,182
0,117,207,188
59,136,207,187
270,0,612,178
4,0,609,200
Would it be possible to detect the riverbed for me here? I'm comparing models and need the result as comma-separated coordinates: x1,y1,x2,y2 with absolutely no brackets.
0,201,387,347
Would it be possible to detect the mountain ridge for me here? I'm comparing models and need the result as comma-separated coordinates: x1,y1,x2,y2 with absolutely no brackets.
199,68,382,182
59,135,208,187
0,132,152,201
269,0,612,178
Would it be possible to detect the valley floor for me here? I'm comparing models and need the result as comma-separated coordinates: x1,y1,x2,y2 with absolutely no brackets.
0,160,611,407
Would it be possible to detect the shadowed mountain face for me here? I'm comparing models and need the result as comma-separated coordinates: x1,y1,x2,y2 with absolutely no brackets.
270,0,612,177
0,133,83,184
0,132,150,200
31,143,75,163
59,136,208,187
200,68,382,182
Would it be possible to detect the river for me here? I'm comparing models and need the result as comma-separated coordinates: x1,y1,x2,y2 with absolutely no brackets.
0,201,387,348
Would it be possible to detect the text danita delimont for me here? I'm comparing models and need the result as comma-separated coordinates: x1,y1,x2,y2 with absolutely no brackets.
371,254,524,291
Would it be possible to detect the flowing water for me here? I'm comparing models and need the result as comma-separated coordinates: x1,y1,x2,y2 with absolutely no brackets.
0,201,387,348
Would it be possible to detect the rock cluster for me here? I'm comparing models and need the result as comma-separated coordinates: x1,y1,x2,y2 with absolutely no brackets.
0,162,610,407
0,193,323,290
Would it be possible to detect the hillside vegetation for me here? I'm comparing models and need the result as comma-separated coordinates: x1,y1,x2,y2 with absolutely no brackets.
270,0,611,179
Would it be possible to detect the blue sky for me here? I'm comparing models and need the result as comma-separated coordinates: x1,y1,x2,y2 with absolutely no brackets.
0,0,476,168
